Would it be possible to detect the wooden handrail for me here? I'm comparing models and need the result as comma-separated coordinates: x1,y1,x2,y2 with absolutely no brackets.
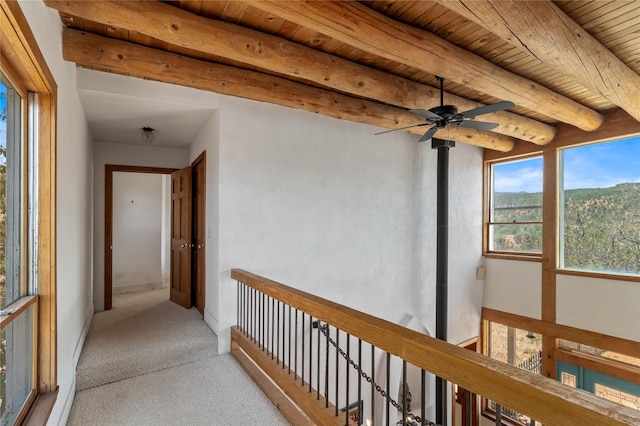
231,269,640,425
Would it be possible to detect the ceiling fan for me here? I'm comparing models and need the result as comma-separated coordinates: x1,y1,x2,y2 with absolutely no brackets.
376,76,515,142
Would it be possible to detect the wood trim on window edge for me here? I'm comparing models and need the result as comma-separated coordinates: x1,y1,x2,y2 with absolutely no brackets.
1,0,58,423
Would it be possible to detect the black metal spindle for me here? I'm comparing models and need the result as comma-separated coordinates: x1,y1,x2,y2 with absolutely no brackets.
250,287,254,340
335,330,340,416
465,390,472,426
371,345,375,424
261,293,265,350
345,334,350,426
282,303,286,370
386,353,390,426
276,301,280,363
271,298,275,359
288,305,292,374
358,339,362,426
242,285,247,335
236,282,240,327
495,404,502,426
325,324,330,408
317,320,321,400
402,360,407,426
421,369,426,426
294,309,298,379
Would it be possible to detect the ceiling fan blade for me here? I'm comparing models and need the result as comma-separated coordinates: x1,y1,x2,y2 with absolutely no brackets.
409,108,442,121
374,122,430,135
418,126,438,142
459,101,515,118
455,120,499,131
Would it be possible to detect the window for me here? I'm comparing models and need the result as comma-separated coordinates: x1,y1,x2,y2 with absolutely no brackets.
484,321,543,425
1,1,58,423
1,68,37,426
487,156,543,254
560,137,640,275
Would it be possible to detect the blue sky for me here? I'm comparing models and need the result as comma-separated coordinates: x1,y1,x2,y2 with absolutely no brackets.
495,135,640,193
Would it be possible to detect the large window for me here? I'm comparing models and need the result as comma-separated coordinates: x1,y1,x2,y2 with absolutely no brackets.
1,1,58,423
560,136,640,275
0,70,37,425
487,156,543,254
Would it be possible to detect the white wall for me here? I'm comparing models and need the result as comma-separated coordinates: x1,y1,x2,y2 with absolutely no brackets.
18,2,94,425
188,113,219,330
207,95,485,353
483,258,542,320
557,274,640,341
483,243,640,343
93,142,189,311
112,172,163,293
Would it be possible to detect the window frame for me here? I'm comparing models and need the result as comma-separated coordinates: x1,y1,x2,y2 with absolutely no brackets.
484,153,544,258
0,0,58,423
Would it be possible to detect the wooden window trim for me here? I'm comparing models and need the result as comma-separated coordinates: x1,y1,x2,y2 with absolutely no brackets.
1,0,58,422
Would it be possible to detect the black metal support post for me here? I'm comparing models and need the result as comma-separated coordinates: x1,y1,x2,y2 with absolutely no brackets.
433,137,455,426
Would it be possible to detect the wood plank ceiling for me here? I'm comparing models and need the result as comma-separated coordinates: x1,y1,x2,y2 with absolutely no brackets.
44,0,640,152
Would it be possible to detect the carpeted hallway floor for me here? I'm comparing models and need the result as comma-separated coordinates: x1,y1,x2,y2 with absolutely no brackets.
67,288,288,425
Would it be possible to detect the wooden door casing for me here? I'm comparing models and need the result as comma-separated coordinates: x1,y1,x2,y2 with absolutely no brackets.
192,152,206,316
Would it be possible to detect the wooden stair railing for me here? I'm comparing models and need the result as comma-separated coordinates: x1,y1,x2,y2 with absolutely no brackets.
230,269,640,425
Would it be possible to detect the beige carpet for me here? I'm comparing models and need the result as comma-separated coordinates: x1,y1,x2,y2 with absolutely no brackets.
68,288,288,425
75,288,218,391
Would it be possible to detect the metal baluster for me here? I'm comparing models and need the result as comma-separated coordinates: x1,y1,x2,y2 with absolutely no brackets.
386,353,390,426
307,315,312,391
276,301,280,363
421,369,426,426
250,287,254,341
282,303,286,370
495,404,502,426
346,334,351,426
289,308,304,380
236,282,240,327
358,338,362,426
465,390,472,426
298,310,302,382
335,329,340,416
371,345,375,425
271,298,275,360
262,293,268,352
288,305,292,374
317,320,321,400
325,324,330,408
300,311,311,386
402,360,407,426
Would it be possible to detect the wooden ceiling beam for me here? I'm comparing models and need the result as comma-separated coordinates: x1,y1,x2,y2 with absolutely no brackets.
246,0,604,132
61,29,516,151
43,0,552,145
441,0,640,123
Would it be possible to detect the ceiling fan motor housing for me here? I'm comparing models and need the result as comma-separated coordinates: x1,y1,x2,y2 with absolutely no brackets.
428,105,460,126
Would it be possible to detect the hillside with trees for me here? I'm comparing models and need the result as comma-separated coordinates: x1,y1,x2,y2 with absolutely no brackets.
494,183,640,275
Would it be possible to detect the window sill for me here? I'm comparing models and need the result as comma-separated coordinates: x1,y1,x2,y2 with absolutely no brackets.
483,252,542,262
22,388,58,426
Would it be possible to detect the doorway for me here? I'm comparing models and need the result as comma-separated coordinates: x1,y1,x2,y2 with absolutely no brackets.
104,158,206,314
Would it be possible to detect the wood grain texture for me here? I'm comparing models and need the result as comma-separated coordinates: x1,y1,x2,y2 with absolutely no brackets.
61,28,516,151
446,0,640,121
232,269,640,425
247,0,603,131
43,0,553,145
231,328,348,426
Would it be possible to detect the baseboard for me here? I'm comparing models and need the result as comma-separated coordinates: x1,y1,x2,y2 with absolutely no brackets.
74,303,93,365
204,308,230,354
57,302,93,425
